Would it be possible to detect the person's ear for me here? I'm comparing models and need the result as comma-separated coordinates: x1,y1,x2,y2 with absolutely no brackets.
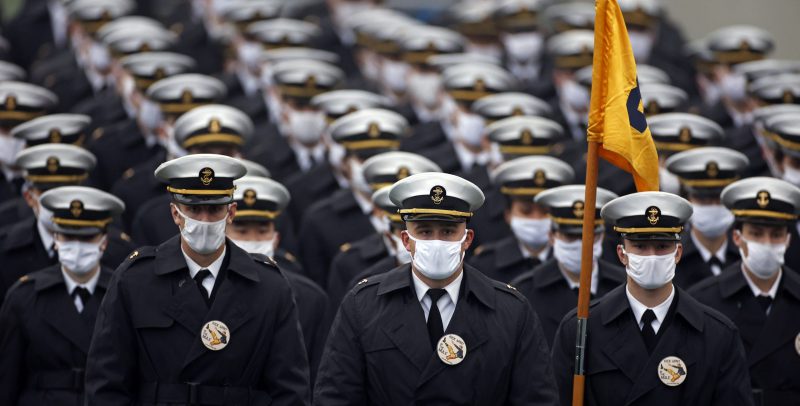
463,228,475,251
503,208,511,224
675,243,683,264
22,189,39,211
731,229,744,249
401,230,413,253
273,232,281,249
227,203,237,224
617,244,627,266
170,203,182,227
100,235,109,251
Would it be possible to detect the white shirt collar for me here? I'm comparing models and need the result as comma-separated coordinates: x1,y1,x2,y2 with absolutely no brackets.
626,284,675,334
412,269,463,308
181,245,227,280
560,261,599,295
690,230,728,264
290,141,326,172
37,219,55,257
61,266,100,295
518,241,550,263
741,265,782,299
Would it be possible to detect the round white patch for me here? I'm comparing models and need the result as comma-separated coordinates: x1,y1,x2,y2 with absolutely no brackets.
437,334,467,366
658,356,687,387
201,320,230,351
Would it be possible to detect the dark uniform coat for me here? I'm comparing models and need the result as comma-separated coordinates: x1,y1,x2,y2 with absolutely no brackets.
0,217,135,298
88,118,164,191
326,233,391,310
0,265,112,406
674,232,740,289
785,224,800,273
511,258,626,345
468,235,549,283
551,285,754,406
283,163,341,231
84,236,310,405
690,264,800,406
109,149,167,233
314,264,559,405
297,188,375,287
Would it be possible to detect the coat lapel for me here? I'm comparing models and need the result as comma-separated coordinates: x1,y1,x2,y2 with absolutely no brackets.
598,287,647,383
748,271,800,365
380,289,431,372
35,267,94,354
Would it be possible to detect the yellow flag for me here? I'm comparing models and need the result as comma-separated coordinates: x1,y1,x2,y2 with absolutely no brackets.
587,0,659,191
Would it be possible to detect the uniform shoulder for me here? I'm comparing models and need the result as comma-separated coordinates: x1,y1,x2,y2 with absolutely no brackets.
471,238,507,258
116,246,157,274
684,291,738,331
4,272,37,299
487,276,527,303
687,273,723,296
248,252,282,272
509,269,534,288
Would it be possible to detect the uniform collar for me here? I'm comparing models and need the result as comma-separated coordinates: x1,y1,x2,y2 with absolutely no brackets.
740,265,782,299
625,284,674,327
154,235,259,282
61,266,101,295
689,230,728,264
182,244,226,281
411,269,463,308
377,263,495,310
34,264,112,292
601,285,704,332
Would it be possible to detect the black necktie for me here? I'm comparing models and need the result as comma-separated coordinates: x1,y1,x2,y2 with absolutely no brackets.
72,287,91,309
194,269,212,301
640,309,657,353
756,295,772,314
426,289,447,350
707,256,724,269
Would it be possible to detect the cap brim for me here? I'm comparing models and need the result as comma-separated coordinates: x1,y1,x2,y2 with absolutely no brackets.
172,193,233,206
622,232,681,242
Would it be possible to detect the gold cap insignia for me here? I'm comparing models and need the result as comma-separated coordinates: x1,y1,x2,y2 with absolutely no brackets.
474,78,486,92
572,200,585,219
5,95,16,111
367,122,381,138
740,40,750,52
706,161,719,178
46,156,59,174
521,129,534,145
679,127,692,144
243,188,257,207
181,89,193,104
49,128,62,143
647,101,659,116
209,118,222,133
511,106,524,116
199,167,215,186
154,67,166,80
646,206,661,225
70,200,83,218
306,75,317,90
756,190,770,208
430,185,446,205
533,169,546,187
783,90,794,104
397,166,410,180
139,43,151,53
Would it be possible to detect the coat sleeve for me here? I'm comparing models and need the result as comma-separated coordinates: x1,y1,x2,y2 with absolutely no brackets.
0,287,26,404
508,300,560,406
84,269,138,405
261,281,312,406
551,313,577,406
313,290,368,405
712,327,755,406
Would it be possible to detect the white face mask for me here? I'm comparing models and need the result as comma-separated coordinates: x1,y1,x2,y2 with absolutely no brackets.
782,166,800,187
510,217,551,248
623,247,677,290
232,238,276,258
407,71,442,108
691,204,735,238
558,79,590,113
57,238,105,275
36,196,55,230
88,41,111,72
328,141,346,169
659,168,681,194
501,31,544,63
348,158,371,195
391,233,412,264
408,231,466,280
453,109,485,147
553,237,603,274
381,59,409,93
466,42,503,60
236,41,262,72
359,51,382,82
138,99,164,131
175,205,229,254
737,231,787,279
165,129,188,158
628,31,654,62
718,71,748,103
264,89,282,124
284,108,326,145
0,134,25,167
370,213,390,234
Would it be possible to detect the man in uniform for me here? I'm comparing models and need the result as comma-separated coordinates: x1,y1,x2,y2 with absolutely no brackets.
0,186,124,405
551,191,754,406
85,154,310,405
224,174,329,385
665,147,749,288
511,185,625,345
0,144,135,297
469,155,575,282
314,172,558,405
690,177,800,406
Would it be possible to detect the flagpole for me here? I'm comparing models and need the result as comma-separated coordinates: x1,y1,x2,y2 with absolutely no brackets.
571,139,600,406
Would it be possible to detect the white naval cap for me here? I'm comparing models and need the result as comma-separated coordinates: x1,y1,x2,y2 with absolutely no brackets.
11,113,91,146
15,143,96,189
389,172,485,222
362,151,442,191
173,104,253,151
721,177,800,226
39,185,125,236
664,147,749,196
601,192,693,241
232,176,290,223
490,155,574,197
154,154,247,206
535,184,618,233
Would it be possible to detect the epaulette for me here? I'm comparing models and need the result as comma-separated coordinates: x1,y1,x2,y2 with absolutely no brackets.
473,245,486,255
119,246,156,271
353,277,380,294
284,252,297,263
340,243,352,253
252,253,280,270
493,281,526,302
122,168,136,180
119,232,132,242
18,274,31,284
92,127,104,141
